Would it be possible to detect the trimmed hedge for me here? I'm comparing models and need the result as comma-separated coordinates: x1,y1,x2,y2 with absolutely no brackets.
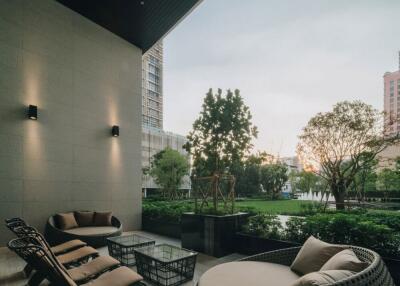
142,200,257,224
242,212,400,259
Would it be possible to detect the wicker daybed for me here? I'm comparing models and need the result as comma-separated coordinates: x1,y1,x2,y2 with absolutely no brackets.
45,215,122,248
198,246,394,286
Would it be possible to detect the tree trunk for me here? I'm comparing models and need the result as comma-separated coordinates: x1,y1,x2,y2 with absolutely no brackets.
331,184,346,210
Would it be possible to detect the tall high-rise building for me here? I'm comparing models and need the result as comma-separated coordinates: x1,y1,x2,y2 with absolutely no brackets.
141,41,191,193
142,41,163,129
383,51,400,136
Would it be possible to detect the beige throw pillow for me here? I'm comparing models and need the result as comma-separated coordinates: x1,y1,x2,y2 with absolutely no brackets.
291,270,356,286
320,249,368,272
55,212,78,230
290,236,346,275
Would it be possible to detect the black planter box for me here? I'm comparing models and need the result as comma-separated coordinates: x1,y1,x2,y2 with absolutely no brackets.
181,212,250,257
142,217,181,239
383,257,400,286
235,232,300,255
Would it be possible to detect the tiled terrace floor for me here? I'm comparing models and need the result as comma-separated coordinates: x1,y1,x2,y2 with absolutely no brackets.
0,230,244,286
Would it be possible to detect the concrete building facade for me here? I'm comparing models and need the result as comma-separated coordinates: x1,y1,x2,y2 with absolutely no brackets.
142,41,163,129
142,127,191,192
0,0,200,245
383,52,400,136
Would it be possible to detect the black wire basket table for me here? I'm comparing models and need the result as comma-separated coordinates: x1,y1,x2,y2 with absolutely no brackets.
134,244,197,286
107,234,155,266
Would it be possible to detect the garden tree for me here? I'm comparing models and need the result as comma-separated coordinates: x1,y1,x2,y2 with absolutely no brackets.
184,88,258,177
291,170,320,194
149,147,189,200
260,163,288,199
376,168,400,200
349,156,378,200
234,151,271,196
297,101,398,209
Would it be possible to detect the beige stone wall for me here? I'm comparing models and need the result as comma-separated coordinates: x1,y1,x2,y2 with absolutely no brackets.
377,143,400,170
0,0,142,244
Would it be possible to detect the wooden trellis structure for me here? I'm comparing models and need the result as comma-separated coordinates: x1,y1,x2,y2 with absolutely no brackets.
192,173,236,214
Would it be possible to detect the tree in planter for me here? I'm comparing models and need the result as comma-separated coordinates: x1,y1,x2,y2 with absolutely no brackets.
184,88,258,177
376,168,400,201
260,163,288,200
297,101,398,209
149,147,189,200
184,88,257,213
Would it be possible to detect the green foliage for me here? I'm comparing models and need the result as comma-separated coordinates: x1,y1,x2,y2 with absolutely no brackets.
290,171,325,194
149,147,189,200
184,88,258,176
290,213,400,258
376,168,400,193
142,200,194,223
234,152,271,197
298,101,398,209
260,163,288,199
242,214,283,239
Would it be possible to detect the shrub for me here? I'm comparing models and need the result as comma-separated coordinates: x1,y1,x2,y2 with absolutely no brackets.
285,213,400,258
142,200,194,223
242,214,283,239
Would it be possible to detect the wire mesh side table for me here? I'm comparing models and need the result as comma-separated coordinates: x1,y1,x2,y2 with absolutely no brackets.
134,244,197,286
107,234,155,266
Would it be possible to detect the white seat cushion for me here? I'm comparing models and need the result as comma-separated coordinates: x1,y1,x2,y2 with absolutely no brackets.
64,226,119,236
198,261,300,286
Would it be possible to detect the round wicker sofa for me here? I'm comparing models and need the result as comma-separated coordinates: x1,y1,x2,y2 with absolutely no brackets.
45,215,122,248
198,246,394,286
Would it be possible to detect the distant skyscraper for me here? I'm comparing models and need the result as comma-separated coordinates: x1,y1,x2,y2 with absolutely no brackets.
383,51,400,137
142,41,163,129
141,41,191,193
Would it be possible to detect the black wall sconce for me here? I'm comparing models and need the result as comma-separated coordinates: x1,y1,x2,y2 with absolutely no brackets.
28,105,37,120
112,125,119,137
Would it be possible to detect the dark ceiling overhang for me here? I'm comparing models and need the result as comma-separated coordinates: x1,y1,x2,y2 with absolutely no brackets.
56,0,201,53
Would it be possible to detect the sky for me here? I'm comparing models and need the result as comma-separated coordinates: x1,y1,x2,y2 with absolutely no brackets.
163,0,400,157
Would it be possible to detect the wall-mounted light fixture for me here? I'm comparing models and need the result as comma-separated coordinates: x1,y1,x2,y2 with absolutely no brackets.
28,105,38,120
112,125,119,137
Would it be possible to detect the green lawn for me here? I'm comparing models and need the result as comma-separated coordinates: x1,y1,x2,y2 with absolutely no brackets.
236,199,314,214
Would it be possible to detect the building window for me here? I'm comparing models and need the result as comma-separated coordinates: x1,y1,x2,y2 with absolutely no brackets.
398,79,400,95
148,90,159,100
148,63,160,76
148,82,160,93
390,80,394,97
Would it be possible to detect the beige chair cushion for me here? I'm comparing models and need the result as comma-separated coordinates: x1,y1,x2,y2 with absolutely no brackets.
57,246,98,264
56,213,79,230
51,239,87,255
64,226,119,236
291,270,356,286
320,249,368,272
291,236,346,275
74,211,94,227
81,266,143,286
68,256,120,282
93,212,112,226
198,261,300,286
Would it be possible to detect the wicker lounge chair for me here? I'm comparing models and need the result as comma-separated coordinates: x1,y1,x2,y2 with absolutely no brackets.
8,237,144,286
6,218,87,277
198,246,395,286
12,225,99,266
6,218,87,255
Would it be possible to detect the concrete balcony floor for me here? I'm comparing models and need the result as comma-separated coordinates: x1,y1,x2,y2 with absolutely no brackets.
0,230,244,286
